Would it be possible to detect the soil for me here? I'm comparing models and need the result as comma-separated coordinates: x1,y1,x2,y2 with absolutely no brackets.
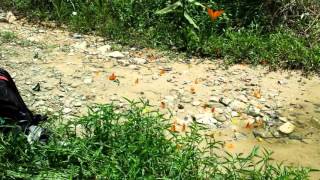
1,18,319,179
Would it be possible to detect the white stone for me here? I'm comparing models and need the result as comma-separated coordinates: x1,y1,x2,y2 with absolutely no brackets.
219,97,232,106
106,51,125,59
97,44,111,53
6,11,16,23
73,101,82,107
73,41,87,50
231,111,239,117
63,108,72,114
194,113,218,127
278,122,295,134
229,100,247,111
130,57,147,64
83,78,92,84
128,64,140,70
117,59,130,66
164,96,175,104
209,96,220,103
192,101,201,106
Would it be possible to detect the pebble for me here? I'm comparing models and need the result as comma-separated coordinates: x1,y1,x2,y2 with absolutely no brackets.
209,96,220,103
152,75,159,80
129,57,147,65
219,97,232,106
63,108,72,114
83,78,93,84
117,59,130,66
181,96,192,103
229,100,246,111
128,64,140,70
193,113,218,127
178,104,184,109
278,122,295,134
279,116,288,122
97,44,111,53
247,106,261,117
72,33,82,39
5,11,16,23
192,100,201,106
106,51,125,59
73,41,87,50
73,101,82,107
231,111,239,117
214,114,228,122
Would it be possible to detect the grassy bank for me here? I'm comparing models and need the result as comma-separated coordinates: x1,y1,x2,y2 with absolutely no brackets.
2,0,320,72
0,101,314,179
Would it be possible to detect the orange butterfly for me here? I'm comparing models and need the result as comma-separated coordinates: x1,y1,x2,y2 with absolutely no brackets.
108,73,116,81
207,8,224,21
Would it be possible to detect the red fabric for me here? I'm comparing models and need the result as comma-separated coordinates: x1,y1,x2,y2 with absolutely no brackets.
0,75,8,81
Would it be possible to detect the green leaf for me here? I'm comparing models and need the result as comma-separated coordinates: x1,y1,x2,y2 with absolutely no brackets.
155,1,182,15
184,12,199,29
187,0,206,9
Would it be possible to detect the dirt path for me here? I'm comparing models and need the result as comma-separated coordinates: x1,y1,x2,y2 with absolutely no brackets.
1,19,320,178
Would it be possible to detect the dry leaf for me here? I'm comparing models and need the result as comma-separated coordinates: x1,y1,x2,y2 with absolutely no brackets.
211,107,216,113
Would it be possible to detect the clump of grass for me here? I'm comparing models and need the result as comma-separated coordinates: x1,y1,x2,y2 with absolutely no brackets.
0,31,17,44
202,28,320,73
0,100,314,179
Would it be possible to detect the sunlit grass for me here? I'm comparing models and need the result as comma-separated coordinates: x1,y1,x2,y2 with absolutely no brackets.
0,101,314,179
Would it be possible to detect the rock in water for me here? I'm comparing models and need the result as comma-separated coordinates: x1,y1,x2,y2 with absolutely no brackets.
278,122,295,134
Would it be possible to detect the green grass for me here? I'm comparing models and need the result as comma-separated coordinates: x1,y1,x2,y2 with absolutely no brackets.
0,31,17,44
0,101,315,179
0,30,47,49
3,0,320,73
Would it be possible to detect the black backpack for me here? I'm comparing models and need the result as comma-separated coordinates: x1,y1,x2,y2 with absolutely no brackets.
0,68,48,142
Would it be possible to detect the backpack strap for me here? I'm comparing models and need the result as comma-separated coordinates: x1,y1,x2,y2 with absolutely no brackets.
0,75,8,81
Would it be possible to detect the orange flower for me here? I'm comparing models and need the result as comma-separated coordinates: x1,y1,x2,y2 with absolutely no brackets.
109,73,116,81
207,8,224,21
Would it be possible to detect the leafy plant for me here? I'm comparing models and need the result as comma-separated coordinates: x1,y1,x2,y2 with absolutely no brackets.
0,101,315,178
155,0,206,30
